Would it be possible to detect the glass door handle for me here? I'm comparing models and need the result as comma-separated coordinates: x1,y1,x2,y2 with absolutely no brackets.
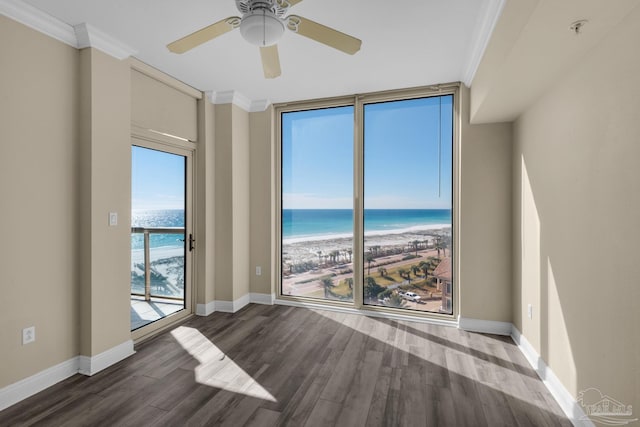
189,234,195,252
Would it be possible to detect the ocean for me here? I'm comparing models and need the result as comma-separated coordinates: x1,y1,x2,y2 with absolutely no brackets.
131,209,185,250
130,208,451,248
283,209,451,243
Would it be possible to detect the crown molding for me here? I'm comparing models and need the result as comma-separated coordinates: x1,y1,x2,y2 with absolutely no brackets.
249,99,272,112
461,0,505,87
209,90,252,111
0,1,136,60
207,90,271,112
74,23,136,60
0,0,76,47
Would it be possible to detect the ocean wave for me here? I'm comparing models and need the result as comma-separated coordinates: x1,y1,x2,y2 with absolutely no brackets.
283,224,451,245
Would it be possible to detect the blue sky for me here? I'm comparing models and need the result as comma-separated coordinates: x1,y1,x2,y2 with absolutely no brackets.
282,95,453,209
132,146,185,210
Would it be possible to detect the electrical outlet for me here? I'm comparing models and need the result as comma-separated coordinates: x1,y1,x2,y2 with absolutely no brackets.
109,212,118,226
256,266,262,276
22,326,35,345
527,304,533,319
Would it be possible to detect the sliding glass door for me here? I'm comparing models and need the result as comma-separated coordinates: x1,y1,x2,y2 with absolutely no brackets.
279,88,455,316
130,142,193,333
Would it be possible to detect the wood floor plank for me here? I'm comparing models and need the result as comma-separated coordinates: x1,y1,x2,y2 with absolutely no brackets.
243,407,281,427
364,365,392,427
334,350,383,426
0,304,574,427
304,398,342,427
150,384,221,427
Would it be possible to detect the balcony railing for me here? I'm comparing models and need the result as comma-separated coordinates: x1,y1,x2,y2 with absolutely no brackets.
131,227,185,301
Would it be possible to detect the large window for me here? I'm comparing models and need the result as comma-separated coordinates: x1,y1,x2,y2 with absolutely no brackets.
279,87,455,316
281,106,354,301
363,96,453,314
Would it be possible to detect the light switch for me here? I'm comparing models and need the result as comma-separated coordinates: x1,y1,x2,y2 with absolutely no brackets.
256,266,262,276
109,212,118,226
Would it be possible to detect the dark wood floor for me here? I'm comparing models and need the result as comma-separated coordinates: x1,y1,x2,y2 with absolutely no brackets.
0,304,572,426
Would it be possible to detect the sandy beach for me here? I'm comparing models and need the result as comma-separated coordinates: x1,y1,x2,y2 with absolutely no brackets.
282,226,451,266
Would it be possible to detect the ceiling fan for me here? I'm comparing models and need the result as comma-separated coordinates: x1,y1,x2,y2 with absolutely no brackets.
167,0,362,79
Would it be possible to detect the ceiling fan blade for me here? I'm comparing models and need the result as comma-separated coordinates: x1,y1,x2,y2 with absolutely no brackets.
286,15,361,55
167,17,241,53
260,45,282,79
287,0,304,5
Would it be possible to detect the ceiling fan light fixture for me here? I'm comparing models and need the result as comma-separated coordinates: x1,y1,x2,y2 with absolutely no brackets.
240,9,284,46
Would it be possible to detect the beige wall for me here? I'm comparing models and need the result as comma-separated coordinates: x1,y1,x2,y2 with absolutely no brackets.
232,105,250,299
131,68,198,141
0,16,80,387
214,104,234,301
0,16,200,391
459,86,513,322
196,98,216,306
214,104,251,302
513,4,640,410
249,107,274,296
79,48,132,356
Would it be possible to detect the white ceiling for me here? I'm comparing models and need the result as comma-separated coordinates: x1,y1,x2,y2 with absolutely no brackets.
15,0,501,105
470,0,640,123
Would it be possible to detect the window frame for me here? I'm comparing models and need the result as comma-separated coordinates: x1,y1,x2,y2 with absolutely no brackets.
275,84,460,321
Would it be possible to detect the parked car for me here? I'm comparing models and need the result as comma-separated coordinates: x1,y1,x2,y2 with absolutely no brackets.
401,291,421,302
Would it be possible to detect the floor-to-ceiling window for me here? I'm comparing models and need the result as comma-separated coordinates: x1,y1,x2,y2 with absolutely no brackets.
281,105,354,302
362,95,453,314
278,87,456,317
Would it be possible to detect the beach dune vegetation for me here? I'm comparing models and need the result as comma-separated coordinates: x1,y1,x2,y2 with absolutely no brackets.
385,293,406,308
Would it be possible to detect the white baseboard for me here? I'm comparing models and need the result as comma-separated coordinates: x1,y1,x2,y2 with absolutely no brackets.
511,327,594,427
196,300,216,316
250,292,275,305
0,340,136,411
275,298,457,328
457,316,512,335
78,340,135,376
196,293,275,316
0,357,79,412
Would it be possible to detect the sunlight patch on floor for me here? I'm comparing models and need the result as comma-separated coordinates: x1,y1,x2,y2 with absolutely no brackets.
170,326,277,402
309,308,558,412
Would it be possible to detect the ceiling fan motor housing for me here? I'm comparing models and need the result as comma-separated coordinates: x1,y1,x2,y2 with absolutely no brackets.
240,8,285,46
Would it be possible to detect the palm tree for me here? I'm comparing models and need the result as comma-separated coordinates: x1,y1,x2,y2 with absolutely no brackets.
398,267,408,280
317,250,323,266
366,251,374,276
434,240,444,258
364,276,384,302
320,277,334,299
411,240,420,256
411,264,420,277
347,249,352,263
378,267,387,277
418,260,429,278
345,277,353,290
330,250,340,264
